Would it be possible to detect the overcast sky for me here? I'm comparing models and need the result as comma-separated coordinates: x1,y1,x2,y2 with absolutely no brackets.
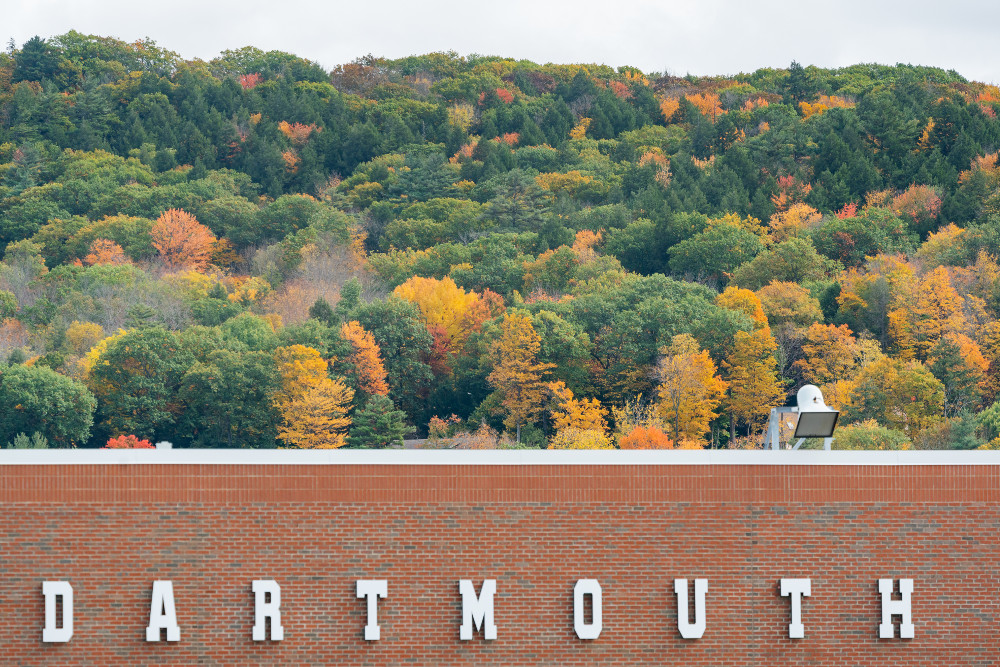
6,0,999,83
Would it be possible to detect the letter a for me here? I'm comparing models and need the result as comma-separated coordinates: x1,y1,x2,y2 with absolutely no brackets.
674,579,707,639
146,580,181,642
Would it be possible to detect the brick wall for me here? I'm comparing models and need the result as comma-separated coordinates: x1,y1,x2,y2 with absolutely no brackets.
1,453,998,666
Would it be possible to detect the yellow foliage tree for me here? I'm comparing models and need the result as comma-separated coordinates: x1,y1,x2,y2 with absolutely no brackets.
228,276,273,306
768,203,823,241
277,377,355,449
569,118,591,140
716,286,769,330
340,320,390,396
535,171,597,197
548,428,613,450
549,381,608,433
723,329,785,438
756,281,823,328
656,334,728,444
81,329,129,377
487,312,556,442
65,321,106,357
394,276,483,348
273,344,329,410
707,212,768,240
910,265,966,360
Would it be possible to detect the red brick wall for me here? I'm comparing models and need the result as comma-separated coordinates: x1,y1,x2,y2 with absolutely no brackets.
1,460,998,665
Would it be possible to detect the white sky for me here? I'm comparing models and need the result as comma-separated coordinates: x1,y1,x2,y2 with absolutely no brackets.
5,0,999,84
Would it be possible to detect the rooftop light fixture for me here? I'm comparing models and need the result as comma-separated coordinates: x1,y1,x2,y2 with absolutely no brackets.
764,384,839,450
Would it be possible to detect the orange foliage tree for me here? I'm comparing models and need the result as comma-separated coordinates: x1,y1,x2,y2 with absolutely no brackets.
340,320,390,396
793,323,860,386
770,176,812,213
150,209,216,271
278,121,320,145
618,425,674,449
84,239,129,266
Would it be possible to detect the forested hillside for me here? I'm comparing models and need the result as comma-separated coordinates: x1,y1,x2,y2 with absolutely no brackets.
2,32,1000,450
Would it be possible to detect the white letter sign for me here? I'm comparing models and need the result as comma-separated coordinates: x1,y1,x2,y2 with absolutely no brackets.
574,579,602,640
674,579,707,639
459,579,497,640
42,581,73,643
252,580,284,641
780,578,811,639
146,580,181,642
878,578,914,639
356,580,388,641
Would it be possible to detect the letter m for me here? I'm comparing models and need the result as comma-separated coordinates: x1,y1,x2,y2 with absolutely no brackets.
459,579,497,640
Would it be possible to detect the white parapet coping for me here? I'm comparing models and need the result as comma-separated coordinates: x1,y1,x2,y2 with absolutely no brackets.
0,448,999,466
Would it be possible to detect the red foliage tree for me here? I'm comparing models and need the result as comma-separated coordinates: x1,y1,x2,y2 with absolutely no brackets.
103,435,155,449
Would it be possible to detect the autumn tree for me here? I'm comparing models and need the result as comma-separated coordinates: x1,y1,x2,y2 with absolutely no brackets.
487,312,555,442
792,324,860,387
83,239,129,266
618,425,674,449
716,286,769,330
549,381,608,433
756,282,823,328
656,334,728,444
65,321,105,357
151,208,216,271
844,356,944,437
272,344,329,409
104,434,154,449
910,265,966,359
723,329,785,438
393,276,498,351
340,321,389,396
277,377,355,449
892,184,942,237
767,203,823,242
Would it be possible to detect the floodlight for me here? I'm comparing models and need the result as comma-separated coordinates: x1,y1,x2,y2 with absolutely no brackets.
764,385,840,450
792,385,839,439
